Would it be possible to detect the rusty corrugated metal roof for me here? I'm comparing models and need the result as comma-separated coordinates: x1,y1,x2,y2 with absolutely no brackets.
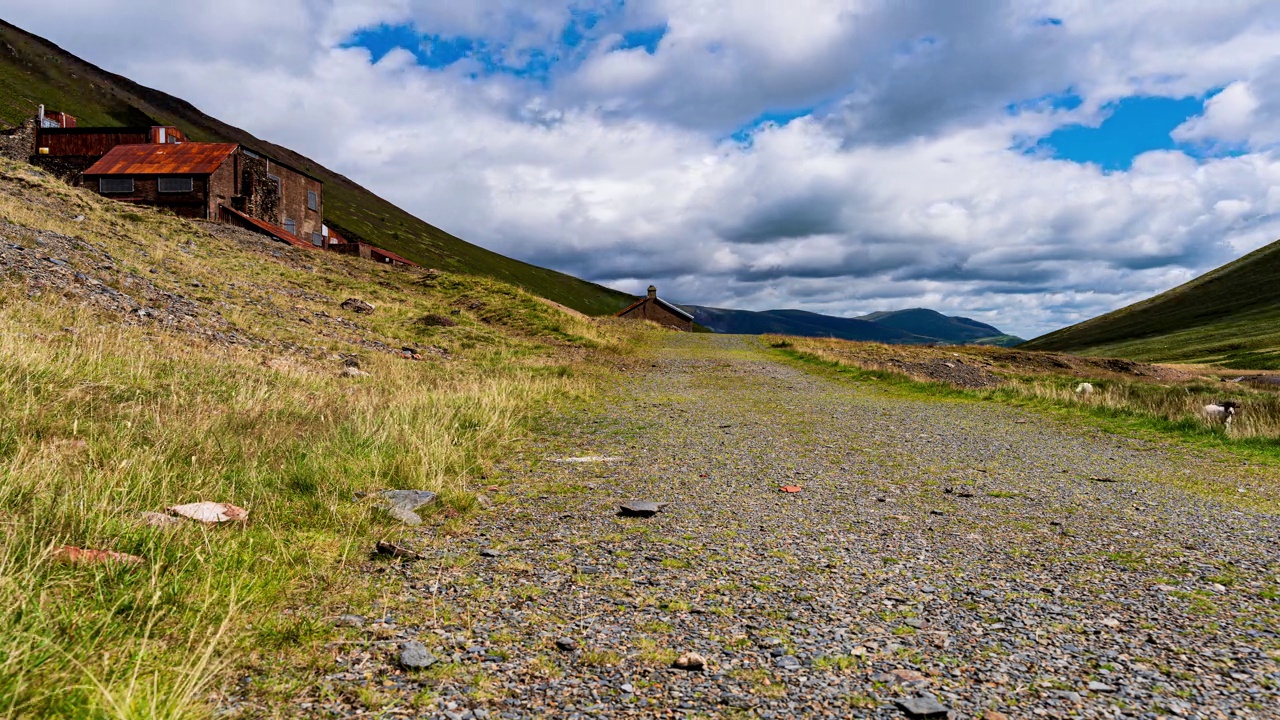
220,206,316,251
84,143,238,175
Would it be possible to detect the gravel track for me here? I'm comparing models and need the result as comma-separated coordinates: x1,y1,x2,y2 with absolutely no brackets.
323,334,1280,720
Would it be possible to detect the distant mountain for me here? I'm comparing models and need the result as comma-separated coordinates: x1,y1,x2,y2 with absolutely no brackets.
682,305,1023,346
857,308,1023,346
1020,234,1280,367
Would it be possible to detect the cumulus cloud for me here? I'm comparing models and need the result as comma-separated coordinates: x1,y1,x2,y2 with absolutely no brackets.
8,2,1280,337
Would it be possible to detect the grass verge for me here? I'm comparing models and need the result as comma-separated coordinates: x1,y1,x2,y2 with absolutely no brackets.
767,336,1280,510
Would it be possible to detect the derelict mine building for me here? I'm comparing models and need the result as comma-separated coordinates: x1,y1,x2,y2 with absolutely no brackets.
81,142,324,237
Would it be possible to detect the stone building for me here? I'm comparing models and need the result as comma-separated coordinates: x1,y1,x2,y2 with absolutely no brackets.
616,285,694,331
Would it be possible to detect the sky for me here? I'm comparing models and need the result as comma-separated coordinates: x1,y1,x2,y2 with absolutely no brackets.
7,2,1280,338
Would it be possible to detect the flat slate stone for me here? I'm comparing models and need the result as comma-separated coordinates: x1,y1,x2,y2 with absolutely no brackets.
895,695,951,719
618,500,666,517
379,490,438,525
380,490,438,512
398,641,438,670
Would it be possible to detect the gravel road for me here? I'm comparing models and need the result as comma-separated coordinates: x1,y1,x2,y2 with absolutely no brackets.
323,334,1280,720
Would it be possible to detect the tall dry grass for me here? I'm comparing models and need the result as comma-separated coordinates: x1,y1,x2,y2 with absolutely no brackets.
0,293,595,717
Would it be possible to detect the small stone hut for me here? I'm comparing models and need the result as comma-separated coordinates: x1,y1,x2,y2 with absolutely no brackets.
615,285,694,331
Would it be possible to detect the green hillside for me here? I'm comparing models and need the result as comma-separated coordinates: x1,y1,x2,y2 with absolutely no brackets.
0,19,633,315
1022,235,1280,367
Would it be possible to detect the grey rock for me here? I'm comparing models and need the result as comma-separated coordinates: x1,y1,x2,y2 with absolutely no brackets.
480,548,505,558
618,500,667,517
398,641,438,670
575,564,604,575
773,655,801,670
894,695,951,719
333,614,366,628
341,297,375,314
1087,681,1115,692
379,490,438,525
555,638,578,652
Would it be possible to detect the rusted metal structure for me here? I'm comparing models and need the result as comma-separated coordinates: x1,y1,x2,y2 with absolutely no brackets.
82,143,240,219
616,285,694,331
35,125,185,156
82,143,324,234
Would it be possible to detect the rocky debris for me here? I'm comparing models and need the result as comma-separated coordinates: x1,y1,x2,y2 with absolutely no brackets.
398,347,423,361
552,456,625,463
672,651,706,671
373,541,422,561
479,548,504,558
377,489,438,525
397,641,438,670
53,545,144,566
1090,476,1117,483
340,297,375,314
779,485,802,493
333,614,366,628
617,500,667,517
340,366,370,378
166,502,248,524
554,638,578,652
895,695,951,719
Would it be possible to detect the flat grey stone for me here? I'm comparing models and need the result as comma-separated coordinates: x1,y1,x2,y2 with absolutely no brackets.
894,695,950,719
379,490,437,525
1087,681,1115,692
398,641,438,670
386,507,423,526
555,637,578,652
575,564,604,575
773,655,801,670
618,500,667,517
480,548,505,558
381,490,438,512
333,614,366,628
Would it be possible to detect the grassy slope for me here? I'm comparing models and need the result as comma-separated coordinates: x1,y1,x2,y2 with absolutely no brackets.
0,19,634,316
0,159,638,717
1022,235,1280,367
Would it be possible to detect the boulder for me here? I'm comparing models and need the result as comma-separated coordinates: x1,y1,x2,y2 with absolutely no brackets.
340,298,375,314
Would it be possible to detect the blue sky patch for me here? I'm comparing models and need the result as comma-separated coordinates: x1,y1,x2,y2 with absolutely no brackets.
618,25,667,54
730,107,815,144
1032,95,1206,170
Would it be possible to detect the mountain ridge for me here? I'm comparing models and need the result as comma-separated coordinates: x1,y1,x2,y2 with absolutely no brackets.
683,304,1023,346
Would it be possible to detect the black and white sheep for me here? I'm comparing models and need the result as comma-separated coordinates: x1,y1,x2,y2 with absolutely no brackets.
1202,400,1241,426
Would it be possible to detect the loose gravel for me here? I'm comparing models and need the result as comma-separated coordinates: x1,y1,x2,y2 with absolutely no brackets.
315,334,1280,719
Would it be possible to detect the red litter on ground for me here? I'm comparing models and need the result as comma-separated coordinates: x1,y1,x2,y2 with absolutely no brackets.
780,486,802,493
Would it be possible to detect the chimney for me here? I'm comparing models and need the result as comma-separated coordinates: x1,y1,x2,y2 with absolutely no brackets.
647,285,657,299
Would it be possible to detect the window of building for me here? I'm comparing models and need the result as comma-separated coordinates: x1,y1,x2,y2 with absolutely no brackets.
311,232,323,246
99,178,134,194
158,177,194,193
284,219,296,235
307,190,318,212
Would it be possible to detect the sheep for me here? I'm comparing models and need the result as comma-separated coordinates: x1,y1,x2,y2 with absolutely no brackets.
1202,400,1241,426
1074,382,1094,395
